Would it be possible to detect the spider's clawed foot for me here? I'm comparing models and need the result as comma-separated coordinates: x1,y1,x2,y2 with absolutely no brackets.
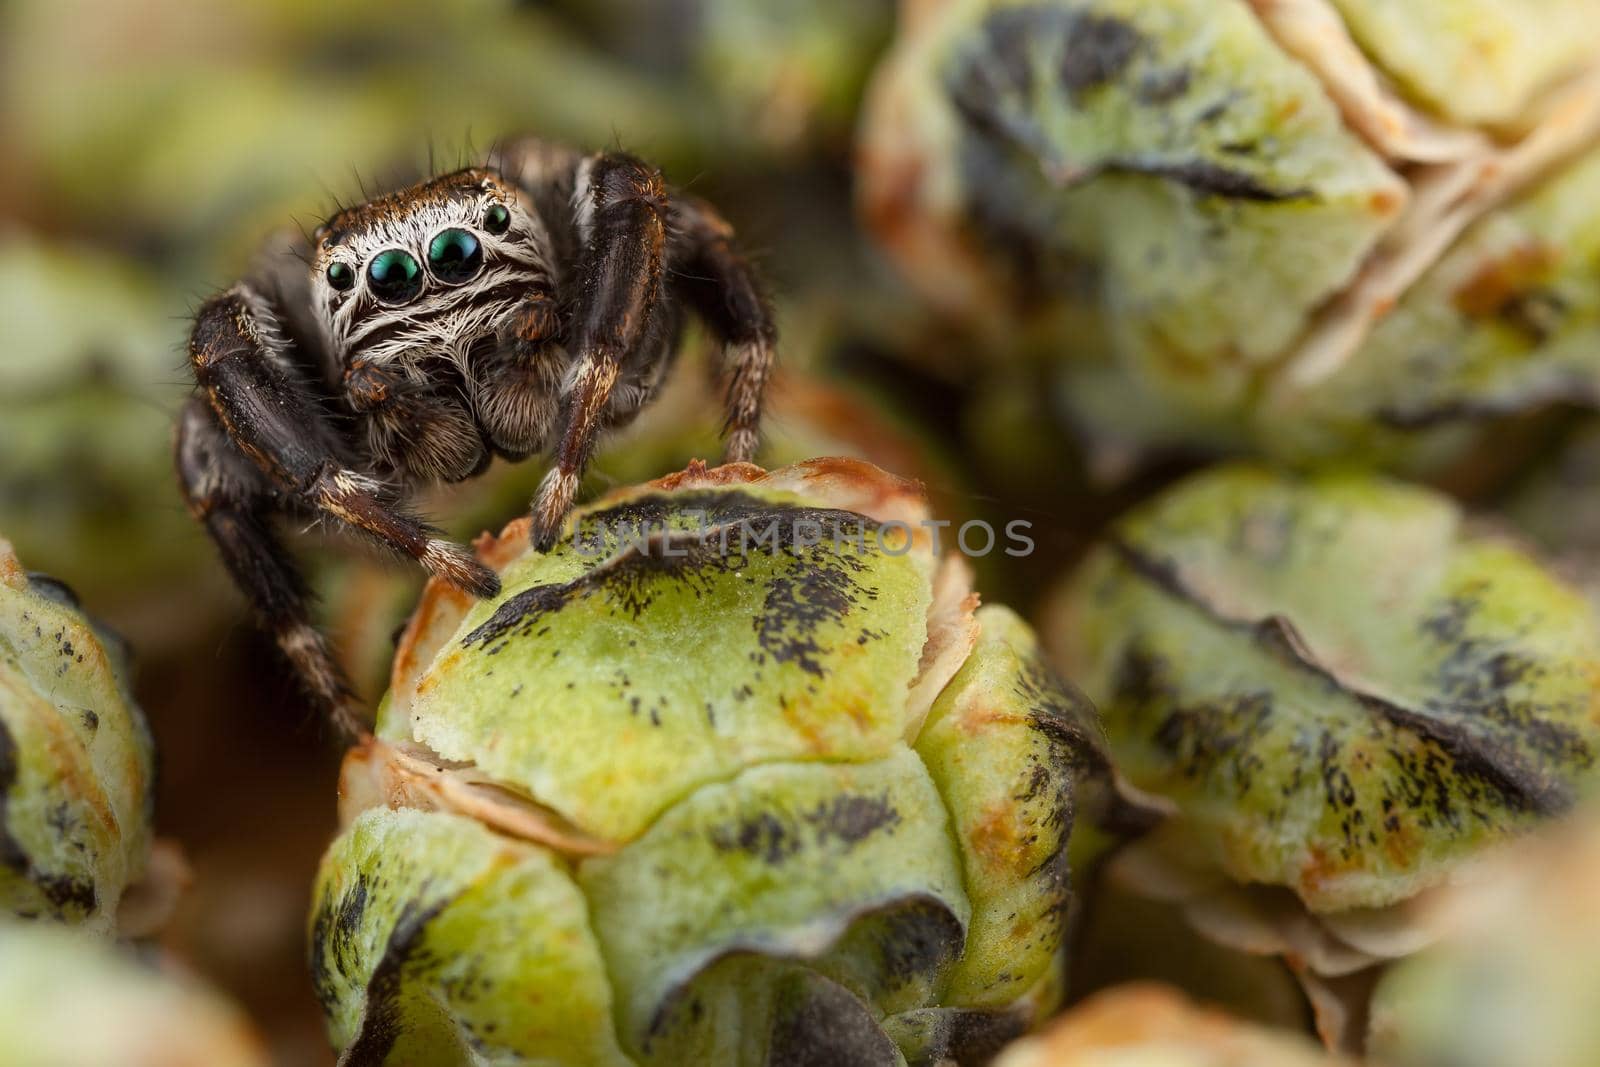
529,469,579,552
423,539,502,599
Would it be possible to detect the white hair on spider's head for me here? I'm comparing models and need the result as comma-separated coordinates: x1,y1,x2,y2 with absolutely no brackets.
309,168,558,371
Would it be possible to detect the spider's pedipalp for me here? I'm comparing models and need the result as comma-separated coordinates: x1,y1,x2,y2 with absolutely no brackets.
345,359,489,483
470,289,565,458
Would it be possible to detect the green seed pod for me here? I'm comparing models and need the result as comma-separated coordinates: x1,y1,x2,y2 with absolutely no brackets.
859,0,1600,469
0,539,155,932
1048,466,1600,1045
992,984,1353,1067
311,459,1115,1065
1368,811,1600,1067
0,918,268,1066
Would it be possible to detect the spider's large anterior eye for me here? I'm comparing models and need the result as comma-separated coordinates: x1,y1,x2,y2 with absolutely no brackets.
427,228,484,284
367,249,424,304
326,261,355,292
483,203,511,235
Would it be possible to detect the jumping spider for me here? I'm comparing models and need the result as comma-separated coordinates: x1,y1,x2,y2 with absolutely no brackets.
177,138,775,737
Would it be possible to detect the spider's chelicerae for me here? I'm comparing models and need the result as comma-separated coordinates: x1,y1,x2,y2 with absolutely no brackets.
176,138,775,737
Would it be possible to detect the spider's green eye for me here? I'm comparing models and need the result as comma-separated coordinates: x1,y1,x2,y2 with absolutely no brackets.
367,249,423,304
483,203,511,235
326,261,355,292
427,228,484,284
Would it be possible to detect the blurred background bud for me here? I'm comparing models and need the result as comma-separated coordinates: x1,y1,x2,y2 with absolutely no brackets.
0,540,156,934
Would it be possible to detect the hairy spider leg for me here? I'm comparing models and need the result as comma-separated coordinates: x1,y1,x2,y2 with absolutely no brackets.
464,139,585,461
187,287,499,598
530,153,672,549
175,399,366,741
670,195,778,464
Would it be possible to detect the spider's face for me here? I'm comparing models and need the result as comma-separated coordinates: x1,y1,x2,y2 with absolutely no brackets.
310,168,552,368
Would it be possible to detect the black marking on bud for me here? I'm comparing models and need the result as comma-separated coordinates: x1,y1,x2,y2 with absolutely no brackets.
640,896,965,1058
0,721,31,881
462,493,889,688
309,871,371,1012
709,811,799,866
24,573,81,610
956,6,1143,108
1007,660,1086,923
946,2,1310,216
1057,13,1142,98
1138,67,1193,105
1100,159,1309,203
336,887,460,1067
706,793,904,867
804,792,901,847
754,550,874,679
846,898,967,997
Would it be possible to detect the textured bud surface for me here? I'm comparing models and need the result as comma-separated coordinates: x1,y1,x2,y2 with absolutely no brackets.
312,459,1113,1065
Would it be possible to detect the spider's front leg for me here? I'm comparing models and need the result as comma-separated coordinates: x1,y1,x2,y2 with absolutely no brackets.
530,154,671,549
188,286,499,598
176,398,368,740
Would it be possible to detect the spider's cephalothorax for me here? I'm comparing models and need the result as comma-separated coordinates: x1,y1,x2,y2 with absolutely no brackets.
176,139,776,738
